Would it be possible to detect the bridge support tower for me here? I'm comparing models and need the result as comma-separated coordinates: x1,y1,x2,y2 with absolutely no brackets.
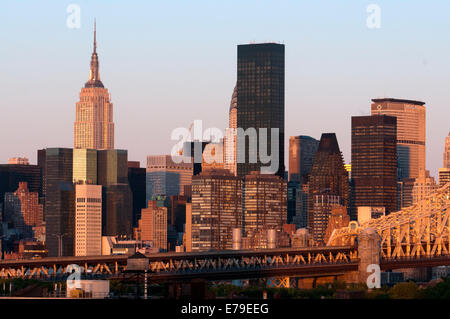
358,227,381,284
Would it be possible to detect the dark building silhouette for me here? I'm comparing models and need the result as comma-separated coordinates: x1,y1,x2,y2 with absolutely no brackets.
44,148,74,257
0,164,42,203
236,43,285,178
289,135,319,183
351,115,397,215
102,184,132,237
97,150,128,186
128,161,146,228
37,149,46,198
307,133,349,244
97,150,133,237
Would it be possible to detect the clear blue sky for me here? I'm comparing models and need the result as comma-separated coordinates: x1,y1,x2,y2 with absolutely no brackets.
1,0,449,178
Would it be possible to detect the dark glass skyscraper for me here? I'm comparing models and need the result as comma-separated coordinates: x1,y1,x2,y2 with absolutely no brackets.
351,115,397,214
236,43,285,178
128,162,146,228
44,148,74,257
289,136,319,183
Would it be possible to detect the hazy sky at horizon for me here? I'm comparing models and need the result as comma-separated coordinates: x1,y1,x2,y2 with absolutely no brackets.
1,0,449,178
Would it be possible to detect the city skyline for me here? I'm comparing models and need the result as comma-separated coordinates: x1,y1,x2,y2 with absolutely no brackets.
1,1,450,180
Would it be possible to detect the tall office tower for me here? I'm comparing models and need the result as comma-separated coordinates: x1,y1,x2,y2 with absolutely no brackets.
307,133,349,243
236,43,285,178
137,201,168,251
3,182,43,239
37,149,46,197
444,132,450,169
191,169,242,251
102,184,132,237
351,115,397,214
289,136,319,183
224,85,238,175
439,168,450,187
74,22,114,150
412,171,437,204
74,184,102,256
128,161,146,228
146,155,193,202
243,171,287,234
97,149,128,186
73,149,97,184
371,98,426,180
97,149,132,237
44,148,74,257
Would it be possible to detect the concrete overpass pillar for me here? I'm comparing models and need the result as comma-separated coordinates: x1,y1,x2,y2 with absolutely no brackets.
358,228,381,284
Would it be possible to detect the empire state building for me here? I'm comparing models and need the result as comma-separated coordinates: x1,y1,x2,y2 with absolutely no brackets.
74,22,114,150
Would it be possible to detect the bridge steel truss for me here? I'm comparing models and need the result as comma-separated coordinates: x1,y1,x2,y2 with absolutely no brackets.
328,183,450,261
0,255,128,279
0,247,358,281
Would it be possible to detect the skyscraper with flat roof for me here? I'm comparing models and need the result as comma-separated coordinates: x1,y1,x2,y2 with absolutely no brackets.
191,169,242,251
75,184,102,256
243,171,287,234
236,43,285,178
137,200,168,251
146,155,193,202
73,149,97,184
371,98,426,180
44,148,74,257
289,136,319,183
74,22,114,150
351,115,397,214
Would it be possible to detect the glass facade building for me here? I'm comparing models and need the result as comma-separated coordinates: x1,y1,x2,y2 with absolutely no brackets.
243,171,287,234
73,148,98,184
236,43,285,178
288,136,319,183
191,169,242,251
146,155,193,202
44,148,74,257
371,98,426,181
351,115,397,214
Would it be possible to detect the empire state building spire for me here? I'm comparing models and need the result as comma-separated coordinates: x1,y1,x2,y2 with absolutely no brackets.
85,20,104,88
75,20,114,150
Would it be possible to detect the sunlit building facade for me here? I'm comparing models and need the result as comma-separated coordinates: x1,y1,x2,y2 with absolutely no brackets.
371,98,426,181
191,169,242,251
137,200,168,251
75,184,102,256
146,155,193,202
73,149,97,184
243,171,287,234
